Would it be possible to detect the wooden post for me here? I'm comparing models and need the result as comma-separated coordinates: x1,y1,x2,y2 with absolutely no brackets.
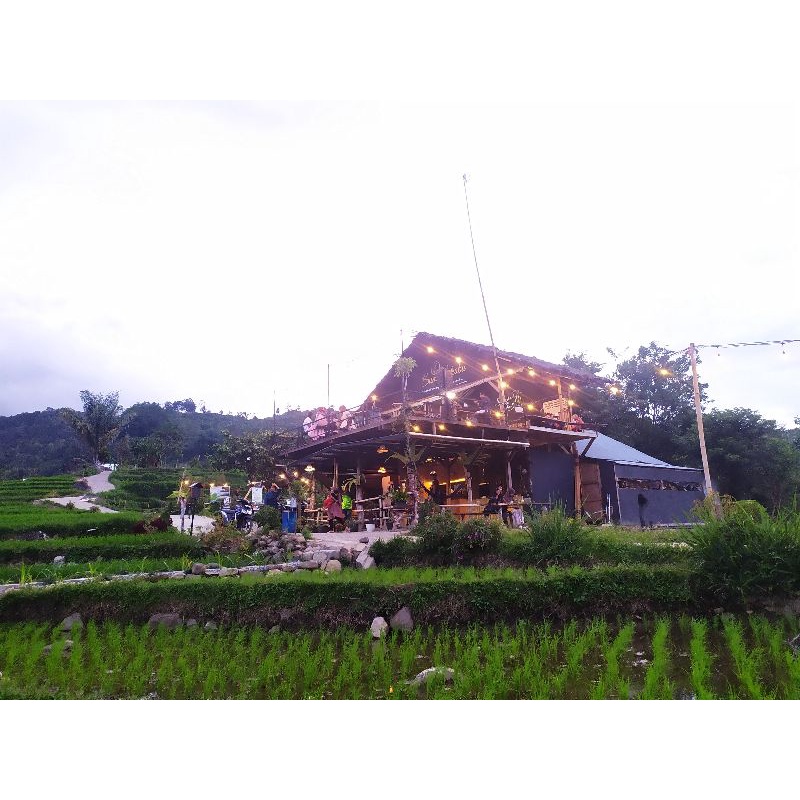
465,467,473,502
690,343,722,518
355,458,364,528
333,458,338,489
506,453,513,493
572,443,582,519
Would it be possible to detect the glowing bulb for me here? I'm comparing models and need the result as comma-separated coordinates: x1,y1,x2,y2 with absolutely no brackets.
412,425,420,432
528,369,536,377
371,394,378,402
569,384,576,391
494,411,502,418
292,471,299,478
527,403,534,411
568,400,575,407
279,473,286,480
378,466,386,473
610,387,619,395
659,368,671,376
507,368,514,375
465,420,473,427
446,391,456,400
426,346,435,353
499,380,507,388
455,356,462,364
482,364,489,371
438,424,446,431
548,379,556,386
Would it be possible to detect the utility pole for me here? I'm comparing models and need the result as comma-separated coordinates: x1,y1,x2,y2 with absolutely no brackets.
689,343,722,518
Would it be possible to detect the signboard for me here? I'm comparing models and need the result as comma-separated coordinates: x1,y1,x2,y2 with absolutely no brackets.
543,398,570,422
210,484,231,507
251,486,263,505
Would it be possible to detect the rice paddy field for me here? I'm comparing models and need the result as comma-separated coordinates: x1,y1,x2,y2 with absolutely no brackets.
2,614,798,699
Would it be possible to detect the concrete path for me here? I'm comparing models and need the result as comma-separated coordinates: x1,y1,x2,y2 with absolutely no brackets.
83,470,115,493
39,469,119,513
309,527,411,550
169,514,216,535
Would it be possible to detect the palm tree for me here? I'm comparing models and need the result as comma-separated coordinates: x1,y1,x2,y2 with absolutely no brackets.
61,390,129,466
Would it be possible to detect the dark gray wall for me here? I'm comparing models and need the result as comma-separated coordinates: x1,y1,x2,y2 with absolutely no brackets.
529,448,574,513
614,465,704,526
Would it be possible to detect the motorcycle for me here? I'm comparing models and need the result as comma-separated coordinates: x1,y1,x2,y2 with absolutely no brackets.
221,497,254,532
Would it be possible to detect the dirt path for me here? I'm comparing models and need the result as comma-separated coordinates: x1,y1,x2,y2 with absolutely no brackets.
83,470,115,493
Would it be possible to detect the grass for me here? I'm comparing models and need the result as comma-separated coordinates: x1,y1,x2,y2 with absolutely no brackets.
2,615,798,699
0,475,84,505
0,504,145,539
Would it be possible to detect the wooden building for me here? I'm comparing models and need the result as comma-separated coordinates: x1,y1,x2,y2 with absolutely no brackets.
281,332,704,527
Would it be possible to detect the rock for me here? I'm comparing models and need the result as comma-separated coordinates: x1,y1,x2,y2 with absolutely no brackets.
324,559,342,573
191,563,207,575
353,543,366,554
185,619,198,628
219,567,238,577
297,561,319,570
53,555,66,566
269,625,281,634
204,621,218,631
300,551,316,561
339,547,351,562
407,667,455,687
203,569,221,577
281,563,297,573
359,536,370,544
264,569,281,578
389,606,414,632
147,613,183,630
60,613,83,633
207,563,221,570
371,617,388,638
356,550,375,570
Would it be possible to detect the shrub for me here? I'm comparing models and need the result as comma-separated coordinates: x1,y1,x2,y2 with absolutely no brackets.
686,506,800,602
452,517,503,558
254,506,281,532
519,506,591,566
369,536,419,566
415,511,460,560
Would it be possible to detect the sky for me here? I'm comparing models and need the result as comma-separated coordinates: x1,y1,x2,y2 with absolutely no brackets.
1,4,798,429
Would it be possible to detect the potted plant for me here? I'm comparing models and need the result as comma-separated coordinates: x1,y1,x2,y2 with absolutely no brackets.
390,487,410,508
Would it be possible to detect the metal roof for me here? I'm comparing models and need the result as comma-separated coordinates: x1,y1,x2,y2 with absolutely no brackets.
580,432,684,467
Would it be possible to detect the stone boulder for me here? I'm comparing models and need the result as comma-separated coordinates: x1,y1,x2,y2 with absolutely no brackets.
371,617,388,639
60,613,83,633
53,555,66,566
219,567,238,577
324,559,342,573
407,667,455,687
356,550,375,570
389,606,414,632
191,563,207,575
359,536,370,544
147,613,183,630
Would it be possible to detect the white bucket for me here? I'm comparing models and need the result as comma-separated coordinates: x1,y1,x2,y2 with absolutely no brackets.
365,523,375,533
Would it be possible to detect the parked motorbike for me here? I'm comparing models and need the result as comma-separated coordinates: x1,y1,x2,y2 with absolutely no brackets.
220,497,254,531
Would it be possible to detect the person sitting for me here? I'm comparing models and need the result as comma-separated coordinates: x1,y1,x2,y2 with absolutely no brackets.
483,486,509,523
338,405,354,430
568,412,585,432
314,407,327,438
303,412,314,438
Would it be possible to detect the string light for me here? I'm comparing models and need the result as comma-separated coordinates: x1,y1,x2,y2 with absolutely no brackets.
499,380,507,388
455,356,462,364
438,424,446,431
412,425,420,432
481,364,489,371
548,379,556,386
610,387,619,395
378,466,386,473
528,369,536,377
658,368,671,376
446,391,456,400
569,384,576,391
426,346,435,353
507,368,514,375
376,445,388,454
465,420,473,427
526,403,535,411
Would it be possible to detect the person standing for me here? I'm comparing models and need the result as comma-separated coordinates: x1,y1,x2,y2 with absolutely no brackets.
323,487,345,531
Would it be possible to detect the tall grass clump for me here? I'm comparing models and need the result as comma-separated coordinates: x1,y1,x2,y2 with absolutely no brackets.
414,511,461,562
513,506,591,566
686,498,800,602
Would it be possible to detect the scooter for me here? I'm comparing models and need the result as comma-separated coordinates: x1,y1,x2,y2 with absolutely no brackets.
221,497,254,531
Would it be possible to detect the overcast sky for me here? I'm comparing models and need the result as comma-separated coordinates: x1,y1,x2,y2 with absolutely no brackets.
1,5,798,428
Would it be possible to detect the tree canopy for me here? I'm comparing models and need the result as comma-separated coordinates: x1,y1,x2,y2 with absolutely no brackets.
60,390,128,464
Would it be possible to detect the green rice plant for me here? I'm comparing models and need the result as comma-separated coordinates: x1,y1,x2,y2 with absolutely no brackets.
592,622,634,700
688,619,714,700
722,617,769,699
640,618,673,699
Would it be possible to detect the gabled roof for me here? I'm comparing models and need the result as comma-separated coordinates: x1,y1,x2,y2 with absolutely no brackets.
580,432,698,469
363,331,608,408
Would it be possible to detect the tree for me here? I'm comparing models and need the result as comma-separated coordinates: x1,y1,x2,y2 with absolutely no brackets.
562,351,604,375
682,408,800,511
60,390,129,465
208,429,291,480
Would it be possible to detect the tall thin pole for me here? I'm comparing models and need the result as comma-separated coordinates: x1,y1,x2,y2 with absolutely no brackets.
462,174,507,419
689,343,721,518
327,364,330,408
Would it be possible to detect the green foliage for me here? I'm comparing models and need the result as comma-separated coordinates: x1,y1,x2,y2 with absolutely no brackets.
0,475,83,505
0,533,202,564
208,429,291,480
518,506,591,566
415,511,461,559
0,504,144,539
452,517,503,558
254,506,281,531
369,536,419,567
60,390,128,464
686,503,800,602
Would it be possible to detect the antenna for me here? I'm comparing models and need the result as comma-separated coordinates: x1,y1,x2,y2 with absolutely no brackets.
462,174,507,415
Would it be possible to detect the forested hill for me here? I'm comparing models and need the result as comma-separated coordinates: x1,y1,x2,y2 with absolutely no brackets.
0,403,305,479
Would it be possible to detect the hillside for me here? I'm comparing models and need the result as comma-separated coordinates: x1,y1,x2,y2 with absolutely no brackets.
0,403,305,478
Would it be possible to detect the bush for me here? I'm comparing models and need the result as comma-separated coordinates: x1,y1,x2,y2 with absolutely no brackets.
369,536,419,566
452,517,503,558
518,507,591,566
254,506,281,532
686,506,800,602
415,511,460,560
